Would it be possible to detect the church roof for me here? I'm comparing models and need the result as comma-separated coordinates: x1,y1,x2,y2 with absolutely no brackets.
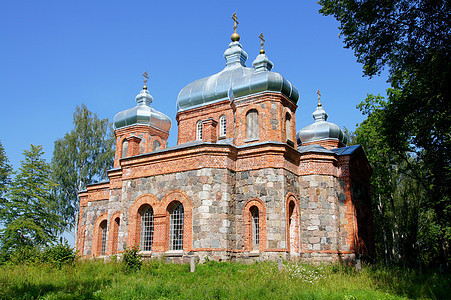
296,101,347,146
176,33,299,112
113,86,172,133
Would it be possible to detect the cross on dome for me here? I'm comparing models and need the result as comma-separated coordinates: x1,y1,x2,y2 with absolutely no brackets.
231,13,240,42
143,71,149,90
259,33,265,54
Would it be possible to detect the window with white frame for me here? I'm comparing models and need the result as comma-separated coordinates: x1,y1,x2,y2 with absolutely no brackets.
100,220,107,255
169,202,184,250
140,205,154,251
219,115,227,138
285,113,292,142
196,121,203,140
250,206,259,249
246,110,259,140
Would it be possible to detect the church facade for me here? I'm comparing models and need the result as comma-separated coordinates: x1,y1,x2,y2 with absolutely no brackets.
76,27,374,263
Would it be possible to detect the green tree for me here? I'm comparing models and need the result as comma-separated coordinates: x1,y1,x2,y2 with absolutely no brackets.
0,145,66,259
0,141,12,204
319,0,451,265
52,104,114,231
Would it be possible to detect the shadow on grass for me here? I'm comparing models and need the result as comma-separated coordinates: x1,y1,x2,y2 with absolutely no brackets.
364,265,451,299
3,277,109,299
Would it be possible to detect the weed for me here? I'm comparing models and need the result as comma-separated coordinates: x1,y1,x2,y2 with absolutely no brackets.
122,245,142,273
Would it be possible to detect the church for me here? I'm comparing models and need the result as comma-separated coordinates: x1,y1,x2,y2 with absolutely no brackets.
76,17,374,263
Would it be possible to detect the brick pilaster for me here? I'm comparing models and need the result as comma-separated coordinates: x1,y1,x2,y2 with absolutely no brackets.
202,118,218,143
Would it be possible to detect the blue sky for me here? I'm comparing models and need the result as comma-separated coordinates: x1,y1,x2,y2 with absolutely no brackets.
1,0,390,172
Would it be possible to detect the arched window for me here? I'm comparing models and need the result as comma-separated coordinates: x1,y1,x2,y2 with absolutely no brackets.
100,220,108,255
219,115,227,138
140,205,154,251
121,140,129,158
196,121,203,140
285,113,292,142
246,110,259,140
169,202,184,250
250,206,259,249
153,140,161,151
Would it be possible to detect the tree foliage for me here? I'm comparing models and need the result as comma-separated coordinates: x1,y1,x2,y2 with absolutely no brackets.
0,141,12,205
319,0,451,265
0,145,66,260
354,94,441,266
52,104,114,230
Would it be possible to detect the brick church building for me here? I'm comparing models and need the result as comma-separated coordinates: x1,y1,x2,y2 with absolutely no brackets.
76,25,374,263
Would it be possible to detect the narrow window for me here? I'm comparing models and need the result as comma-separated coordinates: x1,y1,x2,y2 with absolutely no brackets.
169,202,184,250
286,113,292,142
100,220,108,255
196,121,203,140
219,115,227,138
112,217,120,254
121,140,129,158
140,205,154,251
250,206,259,249
153,140,161,151
246,110,259,140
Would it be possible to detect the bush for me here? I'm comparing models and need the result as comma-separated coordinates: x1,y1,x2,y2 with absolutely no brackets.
122,245,142,273
42,240,77,268
8,246,40,264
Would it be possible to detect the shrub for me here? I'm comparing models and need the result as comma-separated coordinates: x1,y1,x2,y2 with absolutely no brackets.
8,246,40,264
42,240,77,268
122,245,142,273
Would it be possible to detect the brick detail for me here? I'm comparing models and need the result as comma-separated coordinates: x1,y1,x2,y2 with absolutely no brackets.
286,193,300,254
242,198,267,252
176,92,297,147
114,125,169,168
202,118,218,143
77,225,86,256
302,139,345,150
126,136,142,157
127,190,193,253
107,211,121,255
91,212,108,257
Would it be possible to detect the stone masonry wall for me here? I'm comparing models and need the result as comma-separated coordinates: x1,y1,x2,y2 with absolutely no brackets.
298,174,353,262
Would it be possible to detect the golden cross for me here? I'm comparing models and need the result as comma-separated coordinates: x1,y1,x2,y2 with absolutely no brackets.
317,89,322,106
143,71,149,85
259,33,265,50
232,13,239,33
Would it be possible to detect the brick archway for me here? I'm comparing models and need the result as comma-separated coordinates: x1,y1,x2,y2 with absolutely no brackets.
128,194,160,249
161,190,193,252
242,198,267,252
92,212,108,257
108,211,121,255
286,193,300,254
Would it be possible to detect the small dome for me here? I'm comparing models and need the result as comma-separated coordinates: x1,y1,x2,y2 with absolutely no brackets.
296,104,347,146
176,40,299,112
114,88,172,133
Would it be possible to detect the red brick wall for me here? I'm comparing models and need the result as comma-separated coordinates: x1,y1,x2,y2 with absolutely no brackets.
114,125,169,168
175,92,297,147
176,100,234,144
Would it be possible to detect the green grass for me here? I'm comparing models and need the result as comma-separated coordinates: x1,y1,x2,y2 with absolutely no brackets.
0,259,449,299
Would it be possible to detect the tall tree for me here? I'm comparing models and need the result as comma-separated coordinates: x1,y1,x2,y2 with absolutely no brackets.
0,141,12,204
319,0,451,265
52,104,114,231
354,94,439,266
0,145,65,257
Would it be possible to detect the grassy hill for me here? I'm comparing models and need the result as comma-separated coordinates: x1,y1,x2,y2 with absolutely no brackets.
0,259,449,299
